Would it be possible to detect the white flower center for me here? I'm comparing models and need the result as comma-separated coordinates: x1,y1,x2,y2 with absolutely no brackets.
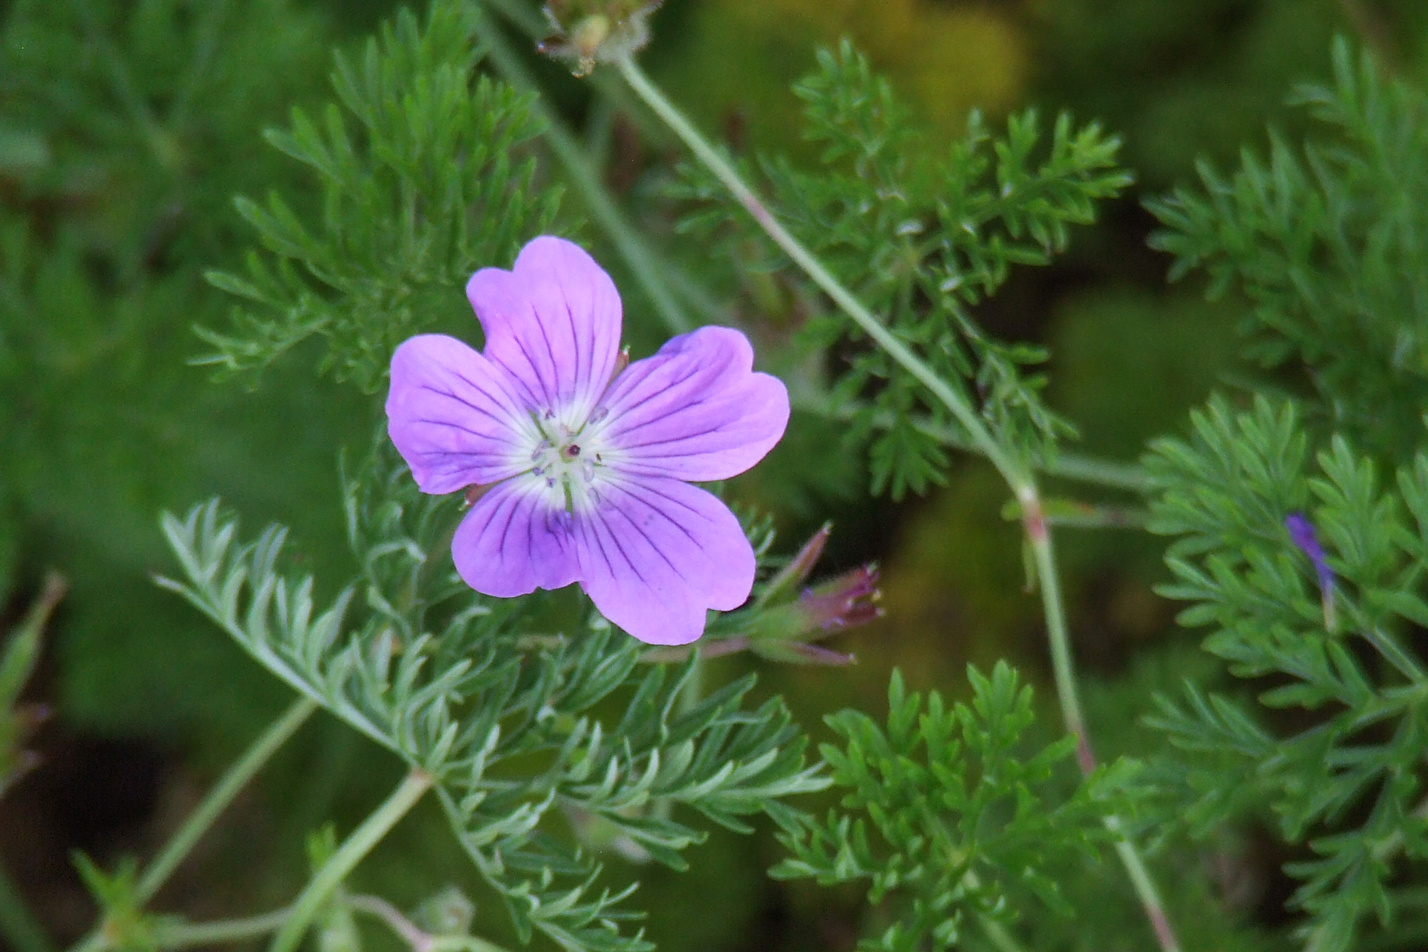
525,405,612,513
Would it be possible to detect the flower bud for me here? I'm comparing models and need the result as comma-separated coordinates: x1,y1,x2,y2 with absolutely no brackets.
795,564,882,633
755,522,830,608
413,885,476,936
749,556,881,666
1285,511,1336,631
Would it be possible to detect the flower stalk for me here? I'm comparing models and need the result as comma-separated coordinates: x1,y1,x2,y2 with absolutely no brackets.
268,768,433,952
614,52,1181,952
68,696,318,952
475,0,694,335
137,697,318,904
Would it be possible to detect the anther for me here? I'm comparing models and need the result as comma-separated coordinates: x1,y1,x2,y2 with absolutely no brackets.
588,406,609,424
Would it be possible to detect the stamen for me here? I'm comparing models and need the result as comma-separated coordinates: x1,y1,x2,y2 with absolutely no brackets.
588,406,609,424
530,439,551,461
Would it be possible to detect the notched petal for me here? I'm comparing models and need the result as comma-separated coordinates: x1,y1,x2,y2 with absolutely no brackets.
386,334,530,493
465,236,622,420
600,326,789,482
573,477,755,645
452,479,581,598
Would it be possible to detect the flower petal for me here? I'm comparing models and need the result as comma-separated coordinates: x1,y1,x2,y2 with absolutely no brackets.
466,236,622,422
598,326,789,482
452,478,580,598
573,477,755,645
386,334,532,493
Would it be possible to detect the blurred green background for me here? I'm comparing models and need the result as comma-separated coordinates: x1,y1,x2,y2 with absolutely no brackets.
2,0,1426,949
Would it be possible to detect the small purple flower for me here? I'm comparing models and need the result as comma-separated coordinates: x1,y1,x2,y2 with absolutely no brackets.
1286,511,1337,631
385,236,789,645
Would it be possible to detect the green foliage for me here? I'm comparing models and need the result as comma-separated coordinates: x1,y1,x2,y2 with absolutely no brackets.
1148,39,1428,461
0,0,365,744
156,446,826,952
0,575,62,800
72,854,168,952
1030,0,1344,187
672,41,1131,499
774,663,1134,952
201,0,562,391
1146,394,1428,951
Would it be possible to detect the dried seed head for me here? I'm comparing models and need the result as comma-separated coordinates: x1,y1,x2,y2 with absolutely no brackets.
539,1,663,76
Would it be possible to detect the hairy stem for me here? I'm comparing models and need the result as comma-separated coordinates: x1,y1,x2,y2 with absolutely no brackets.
268,768,433,952
616,52,1181,952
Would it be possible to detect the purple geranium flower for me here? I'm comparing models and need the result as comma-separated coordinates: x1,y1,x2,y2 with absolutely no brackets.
385,236,790,645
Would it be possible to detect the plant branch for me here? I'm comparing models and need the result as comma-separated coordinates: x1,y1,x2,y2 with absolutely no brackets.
476,0,697,334
1301,795,1428,952
153,909,292,949
790,392,1152,493
615,54,1027,494
613,52,1181,952
138,697,319,904
267,768,432,952
67,696,318,952
347,894,514,952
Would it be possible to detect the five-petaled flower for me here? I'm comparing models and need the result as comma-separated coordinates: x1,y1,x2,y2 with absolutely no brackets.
385,236,789,645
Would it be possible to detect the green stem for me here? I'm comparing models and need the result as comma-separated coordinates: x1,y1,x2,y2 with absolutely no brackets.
791,392,1152,493
1025,524,1085,754
616,52,1181,952
616,54,1026,495
67,697,318,952
0,860,52,952
347,894,515,952
267,768,433,952
153,909,291,949
654,652,705,822
138,697,319,904
979,918,1026,952
1047,452,1151,494
477,1,693,335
